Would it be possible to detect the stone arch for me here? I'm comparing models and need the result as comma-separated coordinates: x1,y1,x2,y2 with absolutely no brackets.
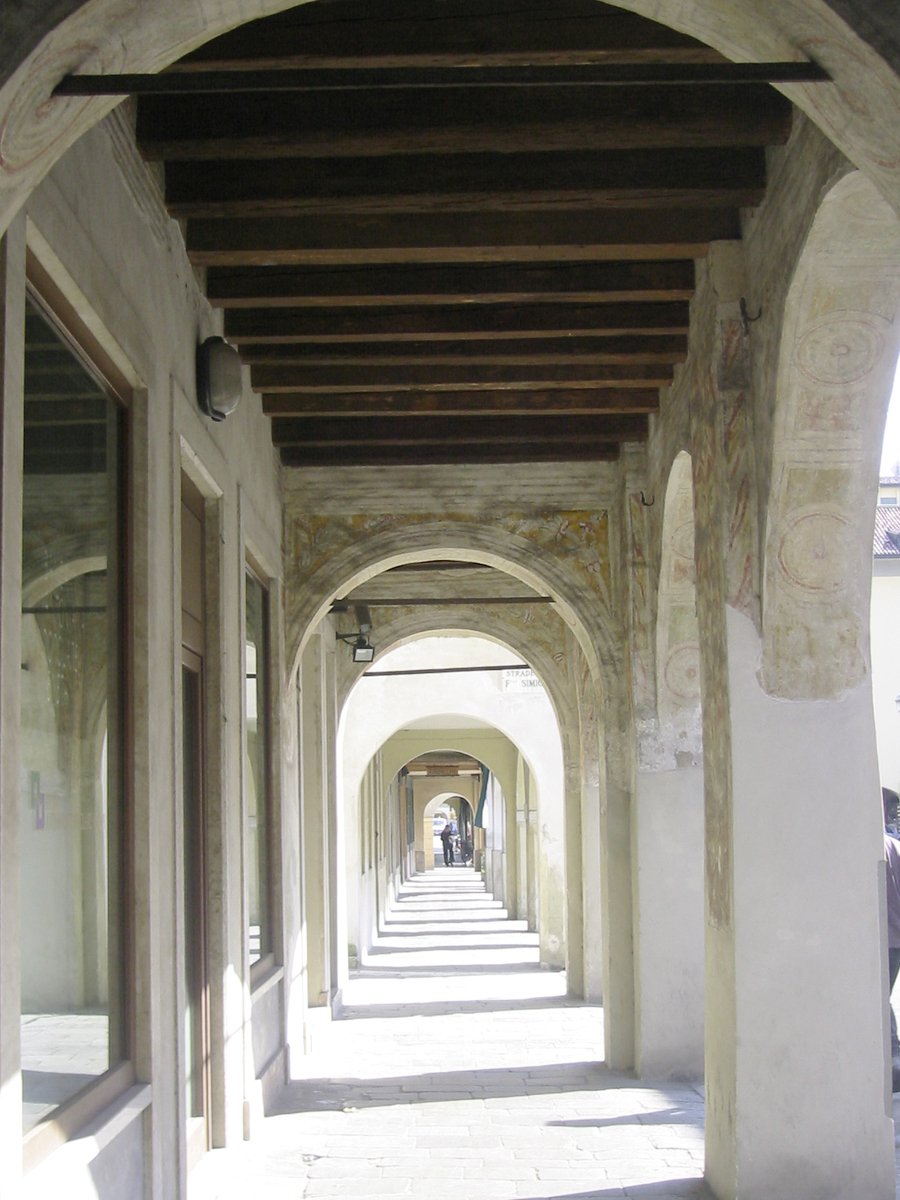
335,607,578,730
2,1,900,240
762,170,900,699
656,451,702,764
285,518,618,698
422,792,460,821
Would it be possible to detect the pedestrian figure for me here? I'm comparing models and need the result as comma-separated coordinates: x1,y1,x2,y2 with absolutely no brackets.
440,821,454,867
462,835,473,864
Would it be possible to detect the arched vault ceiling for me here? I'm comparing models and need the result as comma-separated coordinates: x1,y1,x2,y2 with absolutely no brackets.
5,0,898,469
1,0,897,472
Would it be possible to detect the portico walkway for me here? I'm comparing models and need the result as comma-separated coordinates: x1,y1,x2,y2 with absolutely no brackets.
191,866,712,1199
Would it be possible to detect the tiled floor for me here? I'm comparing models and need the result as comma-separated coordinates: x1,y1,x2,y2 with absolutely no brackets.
191,867,710,1199
20,1011,108,1131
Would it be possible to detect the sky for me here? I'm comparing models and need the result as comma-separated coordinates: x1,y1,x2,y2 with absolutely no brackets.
882,357,900,476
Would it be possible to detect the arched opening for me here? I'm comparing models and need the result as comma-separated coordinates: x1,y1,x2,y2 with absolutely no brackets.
336,633,568,1002
631,450,704,1079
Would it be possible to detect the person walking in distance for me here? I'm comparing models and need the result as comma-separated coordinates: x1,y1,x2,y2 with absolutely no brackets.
440,821,454,867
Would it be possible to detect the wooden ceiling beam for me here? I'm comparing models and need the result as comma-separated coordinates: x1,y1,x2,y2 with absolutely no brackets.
164,148,766,218
186,209,741,266
261,389,661,417
225,301,691,342
270,413,648,445
279,441,620,466
251,362,673,391
238,334,688,365
138,84,791,159
178,1,716,70
205,260,696,307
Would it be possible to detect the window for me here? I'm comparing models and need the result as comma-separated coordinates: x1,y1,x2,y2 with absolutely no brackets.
244,568,272,968
20,294,130,1134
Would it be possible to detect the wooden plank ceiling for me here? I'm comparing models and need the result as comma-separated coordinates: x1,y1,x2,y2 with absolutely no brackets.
135,0,793,468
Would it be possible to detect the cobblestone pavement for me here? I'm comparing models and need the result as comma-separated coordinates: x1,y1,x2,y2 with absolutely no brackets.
192,867,712,1199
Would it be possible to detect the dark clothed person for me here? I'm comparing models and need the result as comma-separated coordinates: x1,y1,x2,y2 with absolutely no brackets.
440,823,454,866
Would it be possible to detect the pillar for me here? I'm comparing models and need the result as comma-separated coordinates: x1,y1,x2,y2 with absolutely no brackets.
633,765,704,1078
0,215,26,1197
300,628,330,1012
703,608,894,1200
564,747,585,998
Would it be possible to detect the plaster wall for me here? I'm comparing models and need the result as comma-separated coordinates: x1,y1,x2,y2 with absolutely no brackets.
1,108,284,1194
727,607,893,1199
634,766,704,1080
871,564,900,792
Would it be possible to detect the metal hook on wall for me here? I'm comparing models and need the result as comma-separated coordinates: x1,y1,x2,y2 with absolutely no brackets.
740,297,763,335
640,491,654,507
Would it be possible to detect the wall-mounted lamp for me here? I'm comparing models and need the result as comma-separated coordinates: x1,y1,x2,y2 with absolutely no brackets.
196,335,243,421
336,604,376,663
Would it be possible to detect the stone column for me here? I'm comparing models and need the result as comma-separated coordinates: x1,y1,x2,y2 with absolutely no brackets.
282,673,307,1075
0,215,25,1195
704,608,894,1200
693,238,894,1197
323,634,340,1006
633,764,704,1078
300,629,330,1012
574,644,604,1004
564,746,585,998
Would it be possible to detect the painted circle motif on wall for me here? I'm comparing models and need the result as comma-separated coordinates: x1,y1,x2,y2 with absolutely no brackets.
663,643,701,705
776,509,850,595
795,313,885,386
670,517,696,564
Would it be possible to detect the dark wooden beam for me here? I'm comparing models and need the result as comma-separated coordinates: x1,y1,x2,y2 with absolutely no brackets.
61,62,827,96
186,209,741,266
164,148,766,217
138,84,792,159
270,413,647,445
238,335,688,365
205,260,696,307
279,441,620,466
177,1,719,70
252,361,672,391
225,301,691,342
261,389,661,417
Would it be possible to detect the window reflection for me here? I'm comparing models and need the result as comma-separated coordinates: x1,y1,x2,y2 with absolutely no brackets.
20,298,126,1131
245,571,270,966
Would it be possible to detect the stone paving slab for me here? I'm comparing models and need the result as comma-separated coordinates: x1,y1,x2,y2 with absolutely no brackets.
189,867,900,1199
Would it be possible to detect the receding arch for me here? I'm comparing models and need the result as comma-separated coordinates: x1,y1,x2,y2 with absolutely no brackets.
337,632,570,979
656,451,702,762
285,518,618,697
762,169,900,698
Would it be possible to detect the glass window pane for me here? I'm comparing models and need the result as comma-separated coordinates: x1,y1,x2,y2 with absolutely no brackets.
20,298,126,1132
245,571,270,965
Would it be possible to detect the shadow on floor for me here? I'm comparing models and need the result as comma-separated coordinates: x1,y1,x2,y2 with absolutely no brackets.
338,994,579,1019
276,1060,697,1115
347,962,551,978
366,941,537,954
547,1105,704,1130
518,1184,713,1200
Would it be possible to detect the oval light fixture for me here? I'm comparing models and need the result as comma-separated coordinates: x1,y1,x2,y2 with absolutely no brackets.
196,335,243,422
